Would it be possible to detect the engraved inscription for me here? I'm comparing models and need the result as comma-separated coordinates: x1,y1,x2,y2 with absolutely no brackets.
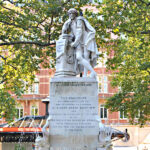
49,81,99,136
50,96,98,135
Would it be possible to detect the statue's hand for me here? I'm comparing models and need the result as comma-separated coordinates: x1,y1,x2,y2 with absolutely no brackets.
70,42,77,48
62,34,68,39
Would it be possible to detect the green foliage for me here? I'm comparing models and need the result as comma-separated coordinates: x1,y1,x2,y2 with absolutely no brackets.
0,89,16,122
1,0,149,125
14,144,26,150
101,0,150,125
0,0,98,121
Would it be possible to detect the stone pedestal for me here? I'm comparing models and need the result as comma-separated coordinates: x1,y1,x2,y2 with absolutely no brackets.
49,77,99,150
55,35,76,77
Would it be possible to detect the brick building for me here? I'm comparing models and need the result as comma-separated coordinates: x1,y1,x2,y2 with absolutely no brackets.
0,57,129,125
0,57,150,150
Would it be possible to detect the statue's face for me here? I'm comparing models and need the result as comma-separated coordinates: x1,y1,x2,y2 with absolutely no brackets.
69,12,76,20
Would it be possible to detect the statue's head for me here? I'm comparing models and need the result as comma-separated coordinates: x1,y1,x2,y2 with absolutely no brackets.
68,8,78,20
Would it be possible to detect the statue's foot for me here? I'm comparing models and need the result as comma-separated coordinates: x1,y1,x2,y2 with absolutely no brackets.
90,71,97,79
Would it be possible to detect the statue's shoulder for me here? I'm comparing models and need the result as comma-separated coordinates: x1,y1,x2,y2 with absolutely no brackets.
77,16,96,33
76,16,90,25
77,16,85,21
76,16,86,26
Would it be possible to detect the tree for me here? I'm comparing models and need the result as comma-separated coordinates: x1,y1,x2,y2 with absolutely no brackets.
0,0,95,121
1,0,149,125
99,0,150,125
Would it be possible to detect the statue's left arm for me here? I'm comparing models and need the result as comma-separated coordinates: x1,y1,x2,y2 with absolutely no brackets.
62,20,71,34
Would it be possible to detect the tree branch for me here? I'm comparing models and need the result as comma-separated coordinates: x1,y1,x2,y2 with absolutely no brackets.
2,0,18,5
1,5,23,17
0,73,7,84
36,16,48,28
139,0,150,6
1,5,47,30
0,79,6,84
0,55,17,70
0,21,27,30
7,63,17,70
0,41,55,47
124,29,150,34
0,55,6,61
0,20,42,30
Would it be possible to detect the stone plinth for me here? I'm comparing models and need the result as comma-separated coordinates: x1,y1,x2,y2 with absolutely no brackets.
55,35,76,77
49,77,99,150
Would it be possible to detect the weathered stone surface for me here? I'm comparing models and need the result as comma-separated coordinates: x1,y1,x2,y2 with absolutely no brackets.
49,77,99,150
55,8,99,78
55,35,76,77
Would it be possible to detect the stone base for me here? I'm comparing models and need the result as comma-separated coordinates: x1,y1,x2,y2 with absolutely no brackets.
49,135,98,150
49,77,99,150
55,36,76,77
55,71,76,77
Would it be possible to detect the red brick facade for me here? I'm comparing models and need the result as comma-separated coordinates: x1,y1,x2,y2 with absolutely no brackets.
0,67,129,125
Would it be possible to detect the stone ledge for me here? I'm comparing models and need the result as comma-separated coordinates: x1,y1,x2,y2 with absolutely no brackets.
51,77,98,83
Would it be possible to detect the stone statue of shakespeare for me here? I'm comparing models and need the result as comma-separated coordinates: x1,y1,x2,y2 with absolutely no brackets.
55,8,99,78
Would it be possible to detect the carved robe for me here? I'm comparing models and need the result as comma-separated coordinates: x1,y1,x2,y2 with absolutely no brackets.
62,16,99,75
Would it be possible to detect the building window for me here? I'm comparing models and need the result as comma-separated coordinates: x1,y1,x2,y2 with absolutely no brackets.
16,106,24,119
31,105,38,116
120,110,127,119
28,83,39,94
104,76,108,82
135,110,143,119
24,78,39,94
34,83,39,94
100,105,108,119
103,76,108,93
104,83,108,93
98,75,108,93
98,76,102,93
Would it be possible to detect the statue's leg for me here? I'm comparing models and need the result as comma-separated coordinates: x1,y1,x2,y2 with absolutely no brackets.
76,48,96,78
83,50,90,77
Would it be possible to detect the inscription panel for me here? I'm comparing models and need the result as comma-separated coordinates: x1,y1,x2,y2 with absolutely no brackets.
49,79,99,136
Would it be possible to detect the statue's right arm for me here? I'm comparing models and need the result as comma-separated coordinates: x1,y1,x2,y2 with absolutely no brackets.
62,22,67,34
62,20,71,34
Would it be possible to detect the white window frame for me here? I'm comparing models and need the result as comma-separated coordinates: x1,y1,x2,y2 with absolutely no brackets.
16,106,24,119
100,105,108,119
135,110,143,119
31,105,39,116
98,75,102,93
98,75,108,93
103,76,108,93
103,83,108,93
34,82,39,94
24,78,39,94
119,110,128,119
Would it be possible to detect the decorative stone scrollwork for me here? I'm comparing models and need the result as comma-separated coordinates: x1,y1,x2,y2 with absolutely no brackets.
96,116,113,150
35,136,50,150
